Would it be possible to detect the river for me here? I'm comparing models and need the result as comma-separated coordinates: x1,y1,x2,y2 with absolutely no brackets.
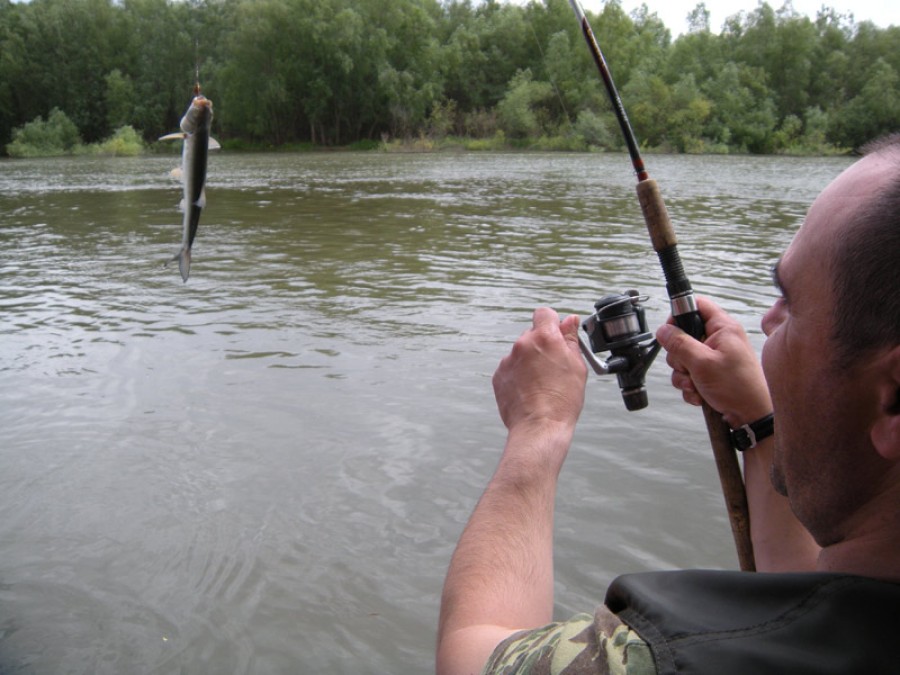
0,151,852,673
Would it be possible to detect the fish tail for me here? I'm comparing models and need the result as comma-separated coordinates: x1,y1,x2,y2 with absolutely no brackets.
166,247,192,282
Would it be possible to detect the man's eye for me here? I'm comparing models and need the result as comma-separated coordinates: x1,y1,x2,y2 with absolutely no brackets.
770,263,787,303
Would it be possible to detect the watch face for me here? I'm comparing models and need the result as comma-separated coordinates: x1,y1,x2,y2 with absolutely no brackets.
731,429,751,451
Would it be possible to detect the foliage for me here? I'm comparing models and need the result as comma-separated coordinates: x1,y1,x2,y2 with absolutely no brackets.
426,99,458,139
1,0,898,156
497,68,555,138
105,69,136,131
89,125,146,156
7,111,145,157
6,108,82,157
573,109,614,149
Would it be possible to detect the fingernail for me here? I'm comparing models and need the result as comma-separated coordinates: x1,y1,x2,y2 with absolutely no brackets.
656,324,673,344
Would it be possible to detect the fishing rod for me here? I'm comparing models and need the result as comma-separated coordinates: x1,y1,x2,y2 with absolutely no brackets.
567,0,755,571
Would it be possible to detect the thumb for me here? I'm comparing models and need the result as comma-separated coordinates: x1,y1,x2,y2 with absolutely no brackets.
559,314,582,347
656,322,711,368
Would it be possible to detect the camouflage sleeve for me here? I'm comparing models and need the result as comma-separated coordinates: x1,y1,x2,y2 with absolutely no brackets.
480,606,656,675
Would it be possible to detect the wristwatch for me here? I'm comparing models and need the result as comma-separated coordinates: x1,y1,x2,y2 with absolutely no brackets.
730,413,775,451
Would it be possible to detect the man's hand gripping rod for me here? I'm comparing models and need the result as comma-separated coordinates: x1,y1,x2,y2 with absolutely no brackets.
568,0,754,571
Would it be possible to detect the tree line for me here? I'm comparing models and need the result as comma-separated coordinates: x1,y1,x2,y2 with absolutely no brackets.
1,0,898,156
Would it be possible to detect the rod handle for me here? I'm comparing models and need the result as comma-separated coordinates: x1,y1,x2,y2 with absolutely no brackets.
636,179,677,251
637,181,703,338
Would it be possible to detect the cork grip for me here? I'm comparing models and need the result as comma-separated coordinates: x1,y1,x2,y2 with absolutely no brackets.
636,179,677,252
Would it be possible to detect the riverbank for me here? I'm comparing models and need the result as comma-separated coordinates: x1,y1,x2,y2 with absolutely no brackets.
217,133,851,157
6,126,852,159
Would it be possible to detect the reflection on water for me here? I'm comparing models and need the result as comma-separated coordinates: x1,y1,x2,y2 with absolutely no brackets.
0,151,851,673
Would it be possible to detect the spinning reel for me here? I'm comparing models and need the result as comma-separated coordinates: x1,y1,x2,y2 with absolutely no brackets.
578,290,661,411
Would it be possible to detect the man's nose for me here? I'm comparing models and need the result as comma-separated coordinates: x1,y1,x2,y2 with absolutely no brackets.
761,302,785,337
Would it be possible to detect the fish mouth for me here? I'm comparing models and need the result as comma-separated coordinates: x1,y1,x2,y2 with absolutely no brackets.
182,97,213,131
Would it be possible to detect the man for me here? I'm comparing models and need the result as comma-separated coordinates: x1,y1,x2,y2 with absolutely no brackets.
437,135,900,675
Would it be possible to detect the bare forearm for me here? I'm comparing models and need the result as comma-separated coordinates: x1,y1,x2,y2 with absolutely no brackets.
437,424,571,675
743,438,819,571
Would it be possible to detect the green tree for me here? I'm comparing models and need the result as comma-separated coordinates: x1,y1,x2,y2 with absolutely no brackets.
217,0,303,144
371,0,444,140
726,3,818,121
686,2,710,33
122,0,198,139
806,7,852,112
668,74,712,151
6,107,81,157
439,20,490,113
623,70,710,151
497,68,554,138
574,109,614,148
0,0,897,153
622,69,672,147
26,0,130,141
830,57,900,147
704,61,778,153
105,69,136,131
541,30,584,127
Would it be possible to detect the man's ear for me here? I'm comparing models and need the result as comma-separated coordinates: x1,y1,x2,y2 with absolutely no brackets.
871,345,900,461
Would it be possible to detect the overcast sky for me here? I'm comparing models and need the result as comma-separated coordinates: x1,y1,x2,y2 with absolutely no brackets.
575,0,899,36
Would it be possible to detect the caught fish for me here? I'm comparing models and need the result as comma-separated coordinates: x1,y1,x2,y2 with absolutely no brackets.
159,84,220,282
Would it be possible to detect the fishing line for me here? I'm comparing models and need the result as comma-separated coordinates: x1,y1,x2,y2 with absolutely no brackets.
525,14,573,127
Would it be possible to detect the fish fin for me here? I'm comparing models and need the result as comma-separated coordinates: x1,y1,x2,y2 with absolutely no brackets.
178,198,186,213
159,132,186,141
209,137,222,150
195,189,206,209
165,247,191,282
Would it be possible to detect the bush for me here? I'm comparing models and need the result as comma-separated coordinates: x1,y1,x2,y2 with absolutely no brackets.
497,69,554,139
347,139,382,151
6,108,82,157
89,125,145,156
532,133,588,152
426,99,458,139
463,132,507,151
463,109,499,139
574,110,615,149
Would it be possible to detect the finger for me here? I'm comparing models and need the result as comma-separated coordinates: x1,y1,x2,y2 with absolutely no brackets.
662,296,722,331
670,369,693,391
694,295,722,321
532,306,560,330
665,349,681,371
682,390,703,407
693,295,734,335
673,370,703,402
559,314,581,343
656,322,713,366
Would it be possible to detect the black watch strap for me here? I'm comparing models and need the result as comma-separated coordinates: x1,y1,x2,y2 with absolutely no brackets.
731,413,775,451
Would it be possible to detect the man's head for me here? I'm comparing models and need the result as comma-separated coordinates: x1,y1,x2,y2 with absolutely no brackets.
831,135,900,362
761,136,900,546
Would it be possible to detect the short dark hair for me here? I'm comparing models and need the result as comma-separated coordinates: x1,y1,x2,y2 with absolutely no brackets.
831,134,900,360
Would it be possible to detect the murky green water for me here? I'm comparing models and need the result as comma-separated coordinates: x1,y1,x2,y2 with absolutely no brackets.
0,151,851,673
